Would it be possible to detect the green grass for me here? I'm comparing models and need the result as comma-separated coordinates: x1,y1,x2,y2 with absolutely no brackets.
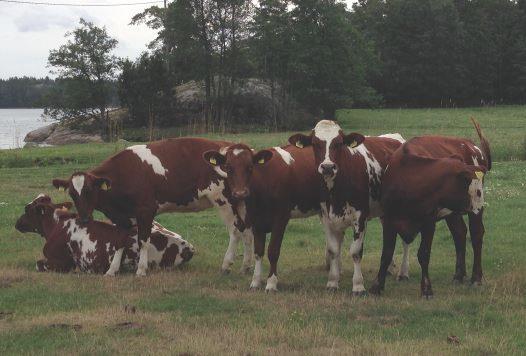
0,107,525,355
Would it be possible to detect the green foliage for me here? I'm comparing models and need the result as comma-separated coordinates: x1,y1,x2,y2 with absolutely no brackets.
0,77,55,108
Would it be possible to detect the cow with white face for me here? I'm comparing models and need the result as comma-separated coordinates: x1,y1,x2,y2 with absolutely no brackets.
289,120,407,295
52,138,270,277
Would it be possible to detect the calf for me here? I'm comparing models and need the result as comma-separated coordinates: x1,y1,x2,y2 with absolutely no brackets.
15,195,194,273
289,120,408,295
52,138,273,276
370,118,491,298
204,144,320,291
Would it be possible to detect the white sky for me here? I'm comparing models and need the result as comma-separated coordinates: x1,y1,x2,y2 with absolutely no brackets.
0,0,357,79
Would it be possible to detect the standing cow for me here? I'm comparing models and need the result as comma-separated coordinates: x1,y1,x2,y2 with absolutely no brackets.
289,120,409,295
203,143,320,291
370,118,491,298
52,138,273,276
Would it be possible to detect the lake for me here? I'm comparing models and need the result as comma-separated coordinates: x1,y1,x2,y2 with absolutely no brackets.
0,109,49,149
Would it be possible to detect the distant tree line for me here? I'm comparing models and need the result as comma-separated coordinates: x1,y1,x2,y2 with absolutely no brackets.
0,77,55,108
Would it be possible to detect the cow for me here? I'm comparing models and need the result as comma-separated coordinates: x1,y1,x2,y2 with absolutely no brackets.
15,194,194,273
369,118,491,298
51,138,273,276
288,120,409,296
203,144,320,292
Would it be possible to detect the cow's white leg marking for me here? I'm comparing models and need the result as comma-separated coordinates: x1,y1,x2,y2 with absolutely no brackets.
398,242,410,280
350,228,366,294
250,255,263,289
136,241,150,276
71,175,85,195
324,223,344,290
241,230,254,273
105,247,124,277
265,274,278,292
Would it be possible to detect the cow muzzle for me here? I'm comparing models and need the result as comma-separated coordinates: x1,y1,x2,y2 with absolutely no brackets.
232,188,250,200
319,162,337,177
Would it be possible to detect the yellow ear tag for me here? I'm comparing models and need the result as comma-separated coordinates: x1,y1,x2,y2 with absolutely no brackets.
475,171,484,180
101,182,110,191
258,158,265,164
58,186,65,192
350,141,358,148
210,157,217,165
295,141,303,148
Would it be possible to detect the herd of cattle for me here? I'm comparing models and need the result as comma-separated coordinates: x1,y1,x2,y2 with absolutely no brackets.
15,118,490,298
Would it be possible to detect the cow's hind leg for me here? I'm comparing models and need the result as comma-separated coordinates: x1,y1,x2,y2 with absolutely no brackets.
136,212,155,277
370,219,397,296
105,248,124,276
418,221,436,299
350,219,368,296
250,231,267,289
468,209,485,285
324,223,344,292
397,241,410,281
265,217,289,293
445,214,467,283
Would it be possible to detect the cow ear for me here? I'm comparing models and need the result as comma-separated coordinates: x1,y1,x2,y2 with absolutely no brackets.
459,166,487,181
343,133,365,148
203,150,226,167
52,179,69,192
253,150,273,165
35,204,47,216
55,202,73,210
288,133,312,149
94,177,112,191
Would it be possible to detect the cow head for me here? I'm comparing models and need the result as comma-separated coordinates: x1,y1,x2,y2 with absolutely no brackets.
15,194,73,235
203,144,273,200
289,120,365,185
52,172,111,223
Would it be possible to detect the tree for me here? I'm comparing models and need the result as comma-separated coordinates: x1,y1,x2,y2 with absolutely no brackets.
45,19,120,129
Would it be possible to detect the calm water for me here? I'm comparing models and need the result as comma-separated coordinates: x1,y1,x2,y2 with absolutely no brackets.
0,109,48,149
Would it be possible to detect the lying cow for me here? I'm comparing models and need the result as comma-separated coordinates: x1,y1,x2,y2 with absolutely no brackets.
15,194,194,273
52,138,273,276
203,143,320,292
289,121,409,295
369,118,491,298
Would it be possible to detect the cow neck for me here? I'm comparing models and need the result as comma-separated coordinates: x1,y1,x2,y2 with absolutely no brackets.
40,213,62,240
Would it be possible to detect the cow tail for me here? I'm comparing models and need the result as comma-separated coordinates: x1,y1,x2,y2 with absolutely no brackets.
470,117,492,171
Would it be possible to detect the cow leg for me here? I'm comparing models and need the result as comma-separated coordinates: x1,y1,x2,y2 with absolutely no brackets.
445,214,467,283
250,231,267,289
324,223,344,291
468,209,485,285
221,228,241,274
397,242,410,281
418,221,436,299
240,230,255,274
136,213,155,277
105,248,125,277
265,218,289,293
369,219,397,295
350,219,367,296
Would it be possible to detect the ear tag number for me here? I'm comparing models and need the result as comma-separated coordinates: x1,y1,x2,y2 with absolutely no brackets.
295,142,303,148
210,157,217,165
350,141,358,148
101,182,110,191
475,171,484,180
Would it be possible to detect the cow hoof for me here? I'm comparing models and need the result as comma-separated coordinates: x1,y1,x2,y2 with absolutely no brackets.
249,281,261,290
397,275,409,282
136,270,147,277
421,293,434,300
265,287,278,294
221,268,231,275
368,284,383,296
240,266,252,275
352,290,368,297
471,280,483,287
452,276,464,284
105,272,116,277
326,286,338,293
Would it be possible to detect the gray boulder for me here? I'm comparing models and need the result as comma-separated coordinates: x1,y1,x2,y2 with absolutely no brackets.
24,123,58,143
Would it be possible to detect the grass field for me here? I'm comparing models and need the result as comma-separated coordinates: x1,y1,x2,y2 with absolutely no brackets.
0,107,525,355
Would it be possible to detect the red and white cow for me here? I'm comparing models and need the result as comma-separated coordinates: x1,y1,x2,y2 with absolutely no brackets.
370,118,491,298
15,195,194,273
203,143,320,291
52,138,272,276
289,120,408,295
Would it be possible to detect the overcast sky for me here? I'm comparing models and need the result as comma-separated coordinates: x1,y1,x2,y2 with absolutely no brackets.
0,0,357,79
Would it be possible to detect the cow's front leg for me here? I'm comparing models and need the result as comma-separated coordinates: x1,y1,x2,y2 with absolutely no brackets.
323,223,344,291
350,219,367,296
240,229,254,274
136,212,155,277
221,227,241,274
418,221,436,299
370,218,397,296
397,241,410,281
105,248,124,277
446,214,467,283
468,210,485,286
250,231,266,289
265,217,289,293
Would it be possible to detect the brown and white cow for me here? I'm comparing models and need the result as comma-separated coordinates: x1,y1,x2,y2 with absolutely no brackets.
369,118,491,298
15,195,194,273
289,120,408,295
52,138,272,276
203,143,320,291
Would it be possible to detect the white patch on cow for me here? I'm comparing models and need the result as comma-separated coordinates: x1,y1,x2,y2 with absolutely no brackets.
105,247,124,276
127,145,168,177
233,148,244,156
468,178,484,215
65,219,97,272
379,133,406,143
473,145,484,160
265,274,278,292
136,240,150,276
398,242,410,279
314,120,340,165
250,255,263,289
437,208,453,219
71,175,85,196
273,147,294,165
219,146,229,155
53,209,61,222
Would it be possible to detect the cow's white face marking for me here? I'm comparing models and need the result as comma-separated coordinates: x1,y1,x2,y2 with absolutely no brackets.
468,156,484,214
127,145,168,177
273,147,294,165
379,133,406,143
313,120,341,170
473,145,484,160
232,148,245,156
71,175,85,196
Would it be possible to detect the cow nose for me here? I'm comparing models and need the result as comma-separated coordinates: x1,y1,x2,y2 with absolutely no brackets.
233,189,249,199
320,163,337,176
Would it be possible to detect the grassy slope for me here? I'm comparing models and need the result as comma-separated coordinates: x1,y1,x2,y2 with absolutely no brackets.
0,107,525,355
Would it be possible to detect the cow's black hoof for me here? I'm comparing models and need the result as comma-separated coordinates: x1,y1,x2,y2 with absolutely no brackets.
397,275,409,282
240,266,252,275
352,290,368,297
221,268,231,275
421,293,434,300
326,286,339,293
369,284,383,296
470,280,483,287
452,276,464,284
